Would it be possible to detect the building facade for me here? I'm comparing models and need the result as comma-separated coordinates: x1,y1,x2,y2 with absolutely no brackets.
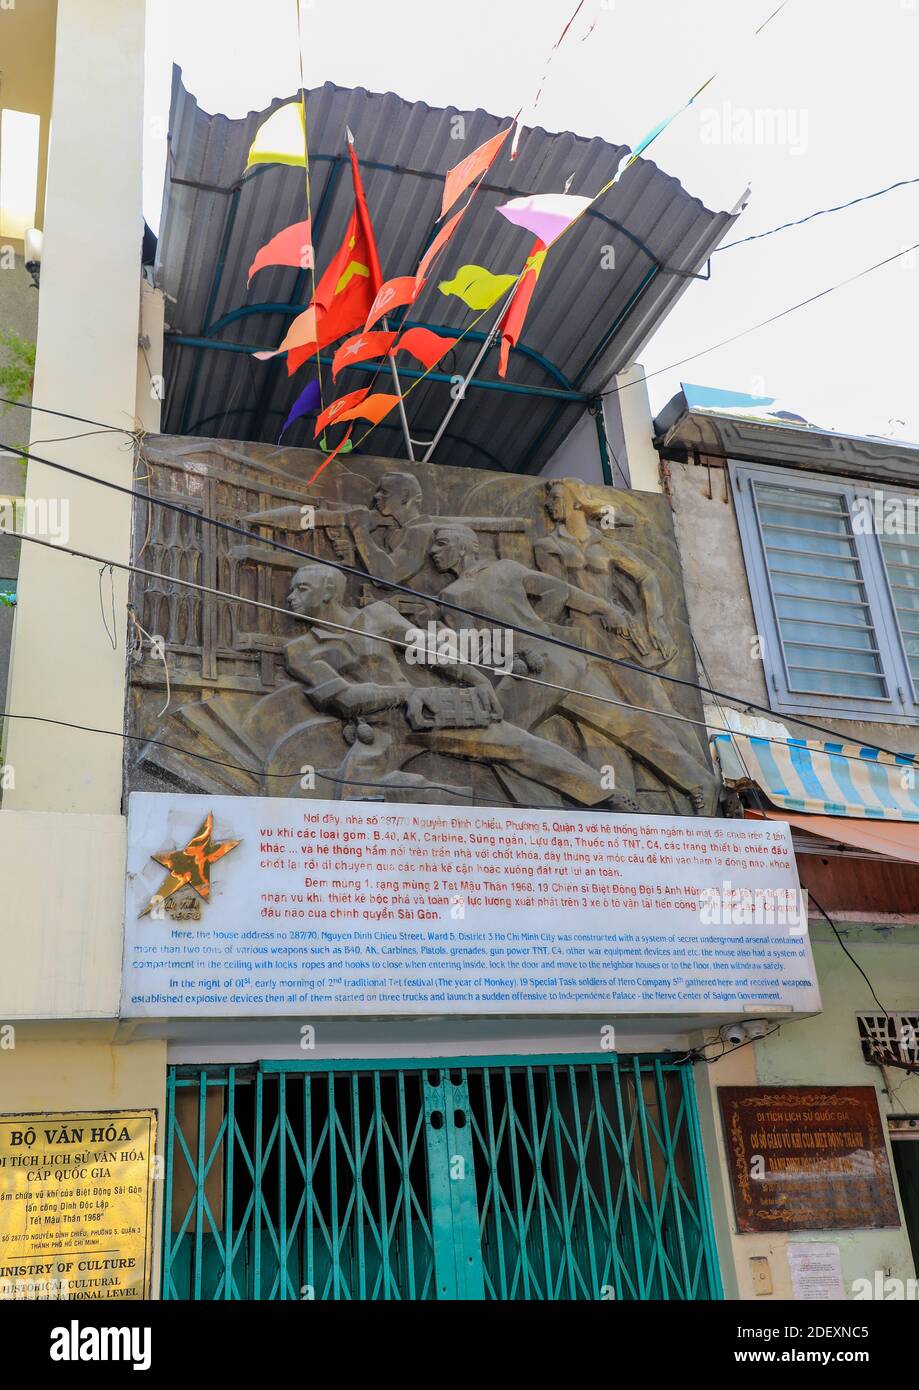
0,0,915,1305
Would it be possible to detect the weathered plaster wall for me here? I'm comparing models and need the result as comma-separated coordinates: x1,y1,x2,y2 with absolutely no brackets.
696,926,919,1300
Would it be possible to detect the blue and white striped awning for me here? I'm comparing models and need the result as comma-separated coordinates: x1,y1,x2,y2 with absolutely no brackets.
712,733,919,820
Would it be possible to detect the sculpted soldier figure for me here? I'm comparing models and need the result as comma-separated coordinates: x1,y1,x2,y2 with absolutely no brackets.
533,482,719,813
428,524,719,814
335,472,436,584
283,561,629,808
536,478,678,663
134,447,716,815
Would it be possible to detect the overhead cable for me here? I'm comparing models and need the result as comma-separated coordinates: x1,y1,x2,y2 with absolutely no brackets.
2,433,914,764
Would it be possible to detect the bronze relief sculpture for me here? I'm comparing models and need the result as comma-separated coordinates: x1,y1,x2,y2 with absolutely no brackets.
126,437,716,814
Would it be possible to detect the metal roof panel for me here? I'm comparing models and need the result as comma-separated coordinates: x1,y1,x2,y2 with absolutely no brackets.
158,68,739,472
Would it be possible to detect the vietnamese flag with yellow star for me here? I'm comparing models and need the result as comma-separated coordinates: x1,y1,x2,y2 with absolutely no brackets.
285,133,383,375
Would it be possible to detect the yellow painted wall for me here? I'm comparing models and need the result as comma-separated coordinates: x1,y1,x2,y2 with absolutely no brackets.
0,0,57,239
0,1030,166,1297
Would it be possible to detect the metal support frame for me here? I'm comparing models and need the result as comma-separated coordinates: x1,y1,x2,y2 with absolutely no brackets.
166,332,586,403
169,141,711,451
521,266,661,475
592,400,614,488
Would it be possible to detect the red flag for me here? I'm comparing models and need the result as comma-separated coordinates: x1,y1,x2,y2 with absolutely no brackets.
340,392,400,428
415,207,465,289
306,427,354,486
396,326,458,371
440,126,511,219
315,387,372,436
364,276,420,333
315,388,400,437
284,135,383,375
247,219,313,285
332,329,398,380
497,239,546,378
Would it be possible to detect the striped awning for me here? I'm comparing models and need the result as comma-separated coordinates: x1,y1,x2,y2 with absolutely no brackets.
712,733,919,820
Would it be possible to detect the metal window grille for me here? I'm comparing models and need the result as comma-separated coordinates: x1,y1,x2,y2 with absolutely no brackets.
162,1054,722,1302
857,1012,919,1069
730,463,919,723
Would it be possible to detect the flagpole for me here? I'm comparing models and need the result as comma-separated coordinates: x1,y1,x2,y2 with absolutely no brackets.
421,278,521,463
420,330,492,463
382,315,415,461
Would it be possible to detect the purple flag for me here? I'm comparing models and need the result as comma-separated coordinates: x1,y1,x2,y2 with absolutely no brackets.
278,378,322,442
496,193,592,247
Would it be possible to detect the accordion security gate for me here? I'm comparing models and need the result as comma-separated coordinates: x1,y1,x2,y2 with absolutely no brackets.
162,1055,722,1301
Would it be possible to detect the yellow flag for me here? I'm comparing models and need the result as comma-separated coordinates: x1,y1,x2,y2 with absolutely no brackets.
438,264,518,311
246,103,307,170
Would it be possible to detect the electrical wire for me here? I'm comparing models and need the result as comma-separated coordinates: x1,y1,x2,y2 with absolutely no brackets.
1,525,912,795
0,396,137,436
8,224,919,493
3,524,910,776
601,240,919,399
714,176,919,254
5,197,916,479
808,888,893,1020
0,710,534,808
0,525,769,748
97,564,117,650
4,229,917,475
3,430,915,767
692,633,776,821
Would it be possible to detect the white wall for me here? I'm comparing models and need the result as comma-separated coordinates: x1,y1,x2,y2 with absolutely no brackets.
0,810,125,1018
3,0,147,814
540,364,661,493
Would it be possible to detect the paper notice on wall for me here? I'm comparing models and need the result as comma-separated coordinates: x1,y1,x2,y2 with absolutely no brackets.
121,793,821,1018
788,1244,845,1300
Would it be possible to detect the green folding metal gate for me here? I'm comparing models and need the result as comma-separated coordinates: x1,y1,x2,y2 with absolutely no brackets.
162,1055,722,1301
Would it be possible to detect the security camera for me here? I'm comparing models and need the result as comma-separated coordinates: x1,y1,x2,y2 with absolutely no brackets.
723,1023,745,1046
743,1018,771,1040
24,228,42,290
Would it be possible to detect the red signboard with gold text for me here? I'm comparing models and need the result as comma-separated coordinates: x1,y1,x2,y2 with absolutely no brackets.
718,1086,900,1233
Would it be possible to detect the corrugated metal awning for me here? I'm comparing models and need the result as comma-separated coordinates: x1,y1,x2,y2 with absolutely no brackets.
713,732,919,821
156,67,739,472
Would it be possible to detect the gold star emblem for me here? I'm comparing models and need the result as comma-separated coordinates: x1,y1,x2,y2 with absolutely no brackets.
140,812,240,918
334,259,370,295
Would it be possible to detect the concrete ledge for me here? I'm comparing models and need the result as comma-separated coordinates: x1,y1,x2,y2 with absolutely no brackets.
0,810,125,1018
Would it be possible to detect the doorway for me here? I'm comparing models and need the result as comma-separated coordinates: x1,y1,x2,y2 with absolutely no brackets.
162,1054,722,1300
890,1118,919,1276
